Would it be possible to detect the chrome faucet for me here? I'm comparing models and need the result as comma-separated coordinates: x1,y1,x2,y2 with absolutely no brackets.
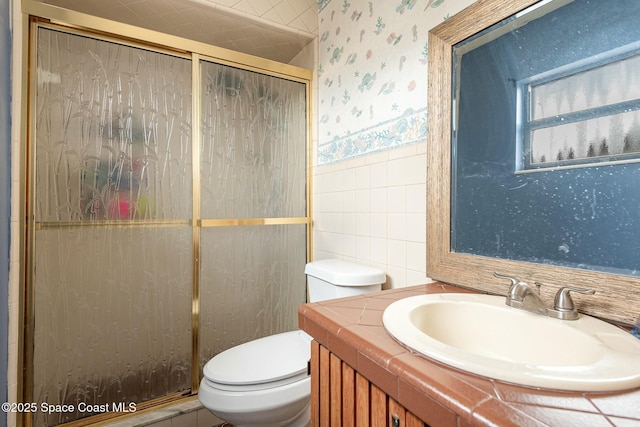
493,272,595,320
494,272,547,315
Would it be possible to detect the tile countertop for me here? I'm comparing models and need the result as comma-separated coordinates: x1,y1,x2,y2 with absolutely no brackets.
297,283,640,427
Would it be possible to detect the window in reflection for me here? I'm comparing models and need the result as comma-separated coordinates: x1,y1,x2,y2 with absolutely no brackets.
451,0,640,276
520,43,640,170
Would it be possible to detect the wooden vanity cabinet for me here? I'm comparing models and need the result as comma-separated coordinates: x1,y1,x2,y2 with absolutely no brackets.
310,340,427,427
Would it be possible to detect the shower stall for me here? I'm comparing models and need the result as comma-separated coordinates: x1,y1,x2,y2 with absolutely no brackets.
23,13,311,427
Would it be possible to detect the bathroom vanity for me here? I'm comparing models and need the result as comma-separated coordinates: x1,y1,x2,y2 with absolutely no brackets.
298,1,640,425
298,283,640,426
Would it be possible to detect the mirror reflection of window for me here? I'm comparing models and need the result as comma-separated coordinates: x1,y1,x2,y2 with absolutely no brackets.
522,47,640,170
450,0,640,277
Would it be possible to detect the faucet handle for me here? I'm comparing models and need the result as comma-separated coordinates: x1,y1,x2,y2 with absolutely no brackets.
550,287,596,320
493,272,518,287
494,272,537,297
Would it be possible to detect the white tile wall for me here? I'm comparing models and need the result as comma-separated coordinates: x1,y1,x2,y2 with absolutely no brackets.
312,142,432,289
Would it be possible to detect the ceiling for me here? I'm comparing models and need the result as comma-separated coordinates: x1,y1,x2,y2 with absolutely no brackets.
38,0,318,64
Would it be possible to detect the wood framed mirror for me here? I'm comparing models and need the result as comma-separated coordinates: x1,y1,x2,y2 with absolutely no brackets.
427,0,640,325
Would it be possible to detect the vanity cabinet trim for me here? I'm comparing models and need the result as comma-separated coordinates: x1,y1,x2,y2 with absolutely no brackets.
310,340,427,427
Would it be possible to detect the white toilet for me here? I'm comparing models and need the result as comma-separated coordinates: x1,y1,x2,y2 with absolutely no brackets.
198,259,386,427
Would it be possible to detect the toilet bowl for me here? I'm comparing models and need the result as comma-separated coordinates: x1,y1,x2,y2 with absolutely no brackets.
199,330,313,427
198,259,385,426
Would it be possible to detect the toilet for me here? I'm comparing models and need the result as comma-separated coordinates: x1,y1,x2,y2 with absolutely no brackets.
198,259,386,427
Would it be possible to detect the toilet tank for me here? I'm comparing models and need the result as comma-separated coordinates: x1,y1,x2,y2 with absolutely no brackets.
304,259,386,302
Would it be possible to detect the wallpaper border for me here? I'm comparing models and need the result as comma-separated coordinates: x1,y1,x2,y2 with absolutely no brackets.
317,107,426,164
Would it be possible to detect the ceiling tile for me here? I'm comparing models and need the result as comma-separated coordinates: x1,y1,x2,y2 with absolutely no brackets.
294,8,319,34
284,0,309,17
229,0,258,16
272,2,299,25
39,0,317,64
246,0,272,16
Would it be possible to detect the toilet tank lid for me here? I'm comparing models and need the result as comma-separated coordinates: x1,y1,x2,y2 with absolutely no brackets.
305,259,386,286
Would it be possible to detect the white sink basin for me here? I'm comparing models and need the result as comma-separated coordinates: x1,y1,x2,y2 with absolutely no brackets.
382,293,640,391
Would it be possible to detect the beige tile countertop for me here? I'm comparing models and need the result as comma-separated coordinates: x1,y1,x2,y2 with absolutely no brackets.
298,283,640,427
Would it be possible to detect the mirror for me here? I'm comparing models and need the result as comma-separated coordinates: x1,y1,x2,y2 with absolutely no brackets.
427,0,640,325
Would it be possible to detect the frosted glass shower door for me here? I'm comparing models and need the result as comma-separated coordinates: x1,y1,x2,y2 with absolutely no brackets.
32,28,193,426
28,22,310,427
199,62,308,367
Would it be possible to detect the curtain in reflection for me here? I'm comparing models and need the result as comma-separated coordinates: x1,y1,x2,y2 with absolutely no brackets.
530,54,640,164
33,29,193,425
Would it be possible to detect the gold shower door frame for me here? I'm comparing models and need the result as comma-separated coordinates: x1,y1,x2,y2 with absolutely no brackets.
18,2,313,426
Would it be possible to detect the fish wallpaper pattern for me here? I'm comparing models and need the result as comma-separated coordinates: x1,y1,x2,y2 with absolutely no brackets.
317,0,474,164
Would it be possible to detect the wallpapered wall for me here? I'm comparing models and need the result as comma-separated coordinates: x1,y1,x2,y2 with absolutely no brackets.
317,0,474,164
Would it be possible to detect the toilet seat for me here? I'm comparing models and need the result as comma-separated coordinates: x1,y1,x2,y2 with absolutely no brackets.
203,330,312,392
